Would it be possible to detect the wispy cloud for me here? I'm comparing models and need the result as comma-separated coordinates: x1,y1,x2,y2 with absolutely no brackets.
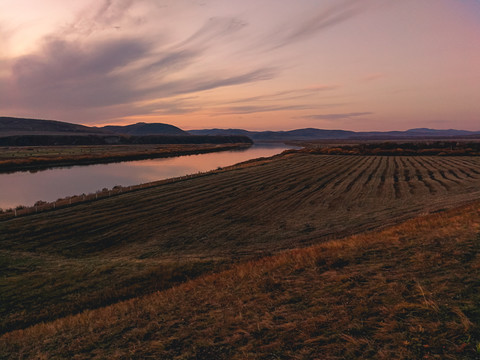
1,4,277,123
227,85,338,104
179,17,247,48
144,67,277,99
213,104,312,116
65,0,140,36
267,0,368,50
306,112,373,120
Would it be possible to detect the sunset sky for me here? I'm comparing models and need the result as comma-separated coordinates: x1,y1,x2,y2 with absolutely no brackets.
1,0,480,131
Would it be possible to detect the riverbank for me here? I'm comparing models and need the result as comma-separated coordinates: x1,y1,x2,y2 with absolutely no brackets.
0,151,274,219
0,143,252,173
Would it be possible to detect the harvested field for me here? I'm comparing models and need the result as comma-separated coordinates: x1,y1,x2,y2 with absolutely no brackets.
2,153,480,333
2,195,480,359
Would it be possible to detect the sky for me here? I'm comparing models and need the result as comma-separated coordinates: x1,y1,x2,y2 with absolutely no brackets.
1,0,480,131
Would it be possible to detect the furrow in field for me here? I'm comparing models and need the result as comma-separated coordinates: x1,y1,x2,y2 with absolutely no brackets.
398,157,416,195
437,157,479,180
363,156,383,186
455,158,480,174
382,157,397,200
269,156,359,209
331,156,370,190
429,157,473,181
359,157,387,200
223,159,342,219
415,157,451,191
425,158,462,185
404,157,436,194
442,156,480,175
344,156,377,193
284,157,359,208
325,156,376,210
392,157,402,199
340,157,383,206
376,156,392,196
436,158,476,180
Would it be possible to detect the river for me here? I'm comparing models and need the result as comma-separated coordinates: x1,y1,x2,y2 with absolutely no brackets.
0,144,292,209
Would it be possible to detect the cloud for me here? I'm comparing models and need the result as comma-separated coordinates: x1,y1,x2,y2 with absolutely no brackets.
214,104,312,115
66,0,139,36
306,112,373,120
268,0,368,49
5,34,275,109
142,67,277,99
7,37,151,108
180,17,247,48
1,7,277,123
227,85,338,104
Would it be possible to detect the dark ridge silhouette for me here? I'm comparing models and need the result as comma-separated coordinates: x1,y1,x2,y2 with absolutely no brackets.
102,122,188,136
0,117,110,136
0,134,252,147
2,116,479,141
190,127,480,141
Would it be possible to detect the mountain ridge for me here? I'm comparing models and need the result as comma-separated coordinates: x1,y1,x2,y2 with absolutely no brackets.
189,127,480,141
2,116,480,141
102,122,188,136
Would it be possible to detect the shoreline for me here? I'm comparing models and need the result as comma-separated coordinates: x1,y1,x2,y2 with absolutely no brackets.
0,143,252,174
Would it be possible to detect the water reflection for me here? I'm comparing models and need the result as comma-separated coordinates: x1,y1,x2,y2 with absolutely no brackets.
0,145,292,209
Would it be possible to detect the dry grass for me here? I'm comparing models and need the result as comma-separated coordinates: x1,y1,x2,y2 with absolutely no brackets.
2,154,480,336
1,201,480,359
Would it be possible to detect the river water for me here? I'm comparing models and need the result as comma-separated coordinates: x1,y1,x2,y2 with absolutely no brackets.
0,144,292,209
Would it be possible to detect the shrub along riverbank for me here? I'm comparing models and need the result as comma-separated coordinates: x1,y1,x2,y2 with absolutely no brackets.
0,142,252,173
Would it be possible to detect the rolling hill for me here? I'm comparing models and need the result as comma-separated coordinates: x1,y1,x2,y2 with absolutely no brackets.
0,117,108,136
0,117,188,137
0,117,251,146
2,116,479,141
102,122,188,136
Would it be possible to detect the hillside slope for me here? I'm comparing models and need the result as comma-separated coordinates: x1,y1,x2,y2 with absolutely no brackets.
102,122,188,136
2,153,480,335
1,201,479,359
0,117,108,136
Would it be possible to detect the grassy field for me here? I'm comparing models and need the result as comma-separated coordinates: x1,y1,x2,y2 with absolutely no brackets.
1,151,480,357
0,143,250,173
1,197,479,359
2,153,480,332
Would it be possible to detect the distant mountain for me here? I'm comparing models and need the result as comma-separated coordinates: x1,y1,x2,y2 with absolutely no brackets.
0,117,188,137
0,117,109,136
0,117,251,146
2,116,479,142
102,122,188,136
405,128,476,136
189,128,356,141
190,127,480,141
